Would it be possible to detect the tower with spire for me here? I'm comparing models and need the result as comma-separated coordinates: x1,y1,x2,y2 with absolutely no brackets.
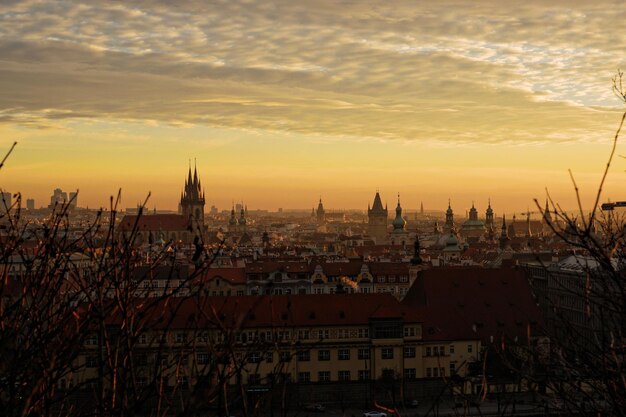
390,193,409,245
485,199,494,228
228,202,237,232
392,194,407,232
316,197,326,224
368,191,388,243
445,199,454,230
499,215,511,250
238,203,247,232
542,199,553,236
180,160,205,230
525,210,532,238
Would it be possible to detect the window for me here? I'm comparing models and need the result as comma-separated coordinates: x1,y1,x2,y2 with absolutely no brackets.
388,275,396,283
138,334,147,344
338,370,351,381
298,329,310,340
318,371,331,382
404,347,416,358
318,350,330,361
85,334,98,345
440,368,445,377
280,351,291,362
467,344,473,353
298,372,311,383
196,332,208,343
297,350,310,361
358,348,370,360
266,352,273,363
377,276,386,282
248,352,261,363
373,323,403,339
404,327,416,337
400,275,408,283
248,374,261,385
175,332,187,343
439,345,445,355
450,363,456,374
86,356,98,368
236,290,244,296
318,329,330,340
358,370,371,381
338,349,350,360
404,368,416,380
449,345,455,354
277,330,291,340
358,328,369,338
426,367,432,378
433,367,439,377
426,347,432,356
197,353,210,365
381,348,394,359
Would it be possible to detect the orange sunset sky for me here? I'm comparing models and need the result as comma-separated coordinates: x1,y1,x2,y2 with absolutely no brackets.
1,0,625,214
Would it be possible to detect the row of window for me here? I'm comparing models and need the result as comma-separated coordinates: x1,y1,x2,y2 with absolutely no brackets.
424,344,473,356
425,366,455,378
251,368,421,384
86,327,421,347
92,346,419,367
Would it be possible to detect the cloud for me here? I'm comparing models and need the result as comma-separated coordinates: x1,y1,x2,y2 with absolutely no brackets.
0,0,624,144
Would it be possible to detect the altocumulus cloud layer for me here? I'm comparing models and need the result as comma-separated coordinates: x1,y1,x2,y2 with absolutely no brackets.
0,0,624,144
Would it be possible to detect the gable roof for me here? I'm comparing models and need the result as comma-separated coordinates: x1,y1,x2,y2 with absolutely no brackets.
403,267,543,344
105,293,420,330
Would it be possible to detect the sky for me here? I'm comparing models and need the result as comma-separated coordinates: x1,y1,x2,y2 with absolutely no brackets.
0,0,625,215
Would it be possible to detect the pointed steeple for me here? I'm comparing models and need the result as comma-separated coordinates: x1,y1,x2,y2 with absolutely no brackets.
543,198,552,223
392,193,406,231
187,160,192,187
500,215,511,250
371,192,384,212
485,198,494,227
445,199,454,228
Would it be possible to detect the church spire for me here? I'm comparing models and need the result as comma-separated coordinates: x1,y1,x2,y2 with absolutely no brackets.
500,215,511,250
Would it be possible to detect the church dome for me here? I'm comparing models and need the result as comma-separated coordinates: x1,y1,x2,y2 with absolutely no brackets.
392,195,406,231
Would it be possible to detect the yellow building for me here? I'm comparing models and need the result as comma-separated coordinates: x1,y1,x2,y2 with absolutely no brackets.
73,294,481,394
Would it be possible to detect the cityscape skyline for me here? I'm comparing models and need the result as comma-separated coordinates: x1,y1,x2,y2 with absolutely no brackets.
1,1,626,212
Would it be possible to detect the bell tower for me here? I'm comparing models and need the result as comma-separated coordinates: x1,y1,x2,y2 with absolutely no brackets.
368,191,388,243
180,161,205,231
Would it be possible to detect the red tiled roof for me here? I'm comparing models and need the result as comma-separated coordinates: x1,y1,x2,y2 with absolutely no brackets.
119,214,190,232
106,293,420,330
200,268,247,285
367,262,410,275
315,261,363,276
403,267,543,344
245,261,310,274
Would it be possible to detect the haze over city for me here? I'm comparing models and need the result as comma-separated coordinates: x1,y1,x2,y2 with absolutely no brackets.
1,0,625,212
